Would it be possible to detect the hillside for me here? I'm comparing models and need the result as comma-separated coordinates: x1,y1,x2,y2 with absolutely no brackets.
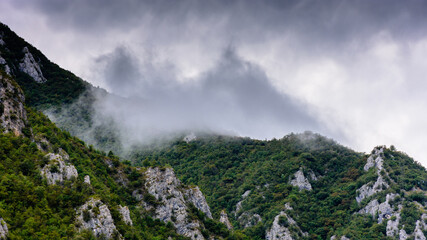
0,61,239,239
1,22,426,240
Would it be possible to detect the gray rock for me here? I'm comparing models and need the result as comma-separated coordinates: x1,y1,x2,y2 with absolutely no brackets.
358,193,397,223
0,72,27,136
76,198,121,239
364,147,384,171
40,153,78,185
266,211,307,240
184,133,197,142
0,218,8,239
238,212,262,228
119,205,133,226
84,175,91,185
386,205,402,237
19,47,46,83
144,167,206,240
184,186,212,218
290,169,312,191
220,210,233,230
400,229,408,240
242,190,251,199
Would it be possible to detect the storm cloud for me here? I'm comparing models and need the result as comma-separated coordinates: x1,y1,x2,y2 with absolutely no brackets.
2,0,427,166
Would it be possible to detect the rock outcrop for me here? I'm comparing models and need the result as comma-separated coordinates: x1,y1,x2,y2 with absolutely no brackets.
356,147,389,203
144,167,211,240
290,169,312,191
119,205,133,225
0,72,27,136
266,211,307,240
238,212,262,228
0,55,11,75
40,152,78,185
358,193,397,223
0,218,7,239
413,213,427,240
220,210,233,230
84,175,91,185
19,47,46,83
76,198,121,239
184,186,213,219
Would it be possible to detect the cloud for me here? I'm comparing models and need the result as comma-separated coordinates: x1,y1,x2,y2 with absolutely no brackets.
91,46,321,145
2,0,427,167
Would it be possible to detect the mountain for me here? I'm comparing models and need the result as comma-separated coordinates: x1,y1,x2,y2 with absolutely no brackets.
1,22,427,240
0,24,239,239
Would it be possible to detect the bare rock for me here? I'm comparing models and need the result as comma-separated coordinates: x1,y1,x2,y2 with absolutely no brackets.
400,229,408,240
40,153,78,185
76,198,121,239
184,186,212,219
19,47,46,83
119,205,133,225
290,169,312,191
387,205,402,237
0,72,27,136
144,167,206,240
266,211,307,240
84,175,91,185
414,213,427,240
242,190,251,199
358,193,397,223
364,147,384,171
184,133,197,143
0,218,8,239
220,210,233,230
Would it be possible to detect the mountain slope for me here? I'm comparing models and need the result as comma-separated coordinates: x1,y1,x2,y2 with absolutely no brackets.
132,133,427,239
0,70,239,239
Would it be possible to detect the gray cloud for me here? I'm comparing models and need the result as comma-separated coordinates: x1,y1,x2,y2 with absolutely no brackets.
2,0,427,167
92,46,320,145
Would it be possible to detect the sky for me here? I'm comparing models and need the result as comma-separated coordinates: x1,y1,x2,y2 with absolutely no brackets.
1,0,427,167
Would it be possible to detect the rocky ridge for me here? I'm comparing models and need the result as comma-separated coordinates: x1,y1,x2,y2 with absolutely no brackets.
290,169,312,191
219,210,233,230
266,204,308,240
19,47,46,83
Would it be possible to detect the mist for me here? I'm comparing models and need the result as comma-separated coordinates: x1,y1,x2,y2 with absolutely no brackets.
3,0,427,166
87,46,322,147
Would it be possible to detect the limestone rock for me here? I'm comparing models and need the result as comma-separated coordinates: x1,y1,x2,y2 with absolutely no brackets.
386,205,402,237
356,175,389,203
84,175,91,185
266,211,307,240
358,193,397,223
184,133,197,143
76,198,121,239
414,213,427,240
219,210,233,230
364,147,384,171
144,167,206,240
0,218,8,239
0,55,11,75
40,153,78,185
119,205,133,225
19,47,46,83
242,190,251,199
0,72,27,136
290,169,312,191
184,186,212,219
400,229,408,240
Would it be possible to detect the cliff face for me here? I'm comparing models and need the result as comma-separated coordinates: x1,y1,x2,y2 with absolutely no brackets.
142,167,212,240
0,71,26,136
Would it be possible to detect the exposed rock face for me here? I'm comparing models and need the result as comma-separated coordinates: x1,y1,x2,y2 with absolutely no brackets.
414,213,427,240
0,55,11,75
144,167,209,240
76,198,121,239
386,205,402,238
40,153,78,185
290,169,312,191
358,193,397,223
19,47,46,83
119,205,133,225
0,72,27,136
184,133,197,143
184,186,213,219
0,218,8,239
400,229,408,240
356,147,389,203
266,211,307,240
84,175,91,185
220,210,233,230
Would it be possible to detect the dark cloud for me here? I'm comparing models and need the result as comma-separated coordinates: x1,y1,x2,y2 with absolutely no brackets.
93,46,320,144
